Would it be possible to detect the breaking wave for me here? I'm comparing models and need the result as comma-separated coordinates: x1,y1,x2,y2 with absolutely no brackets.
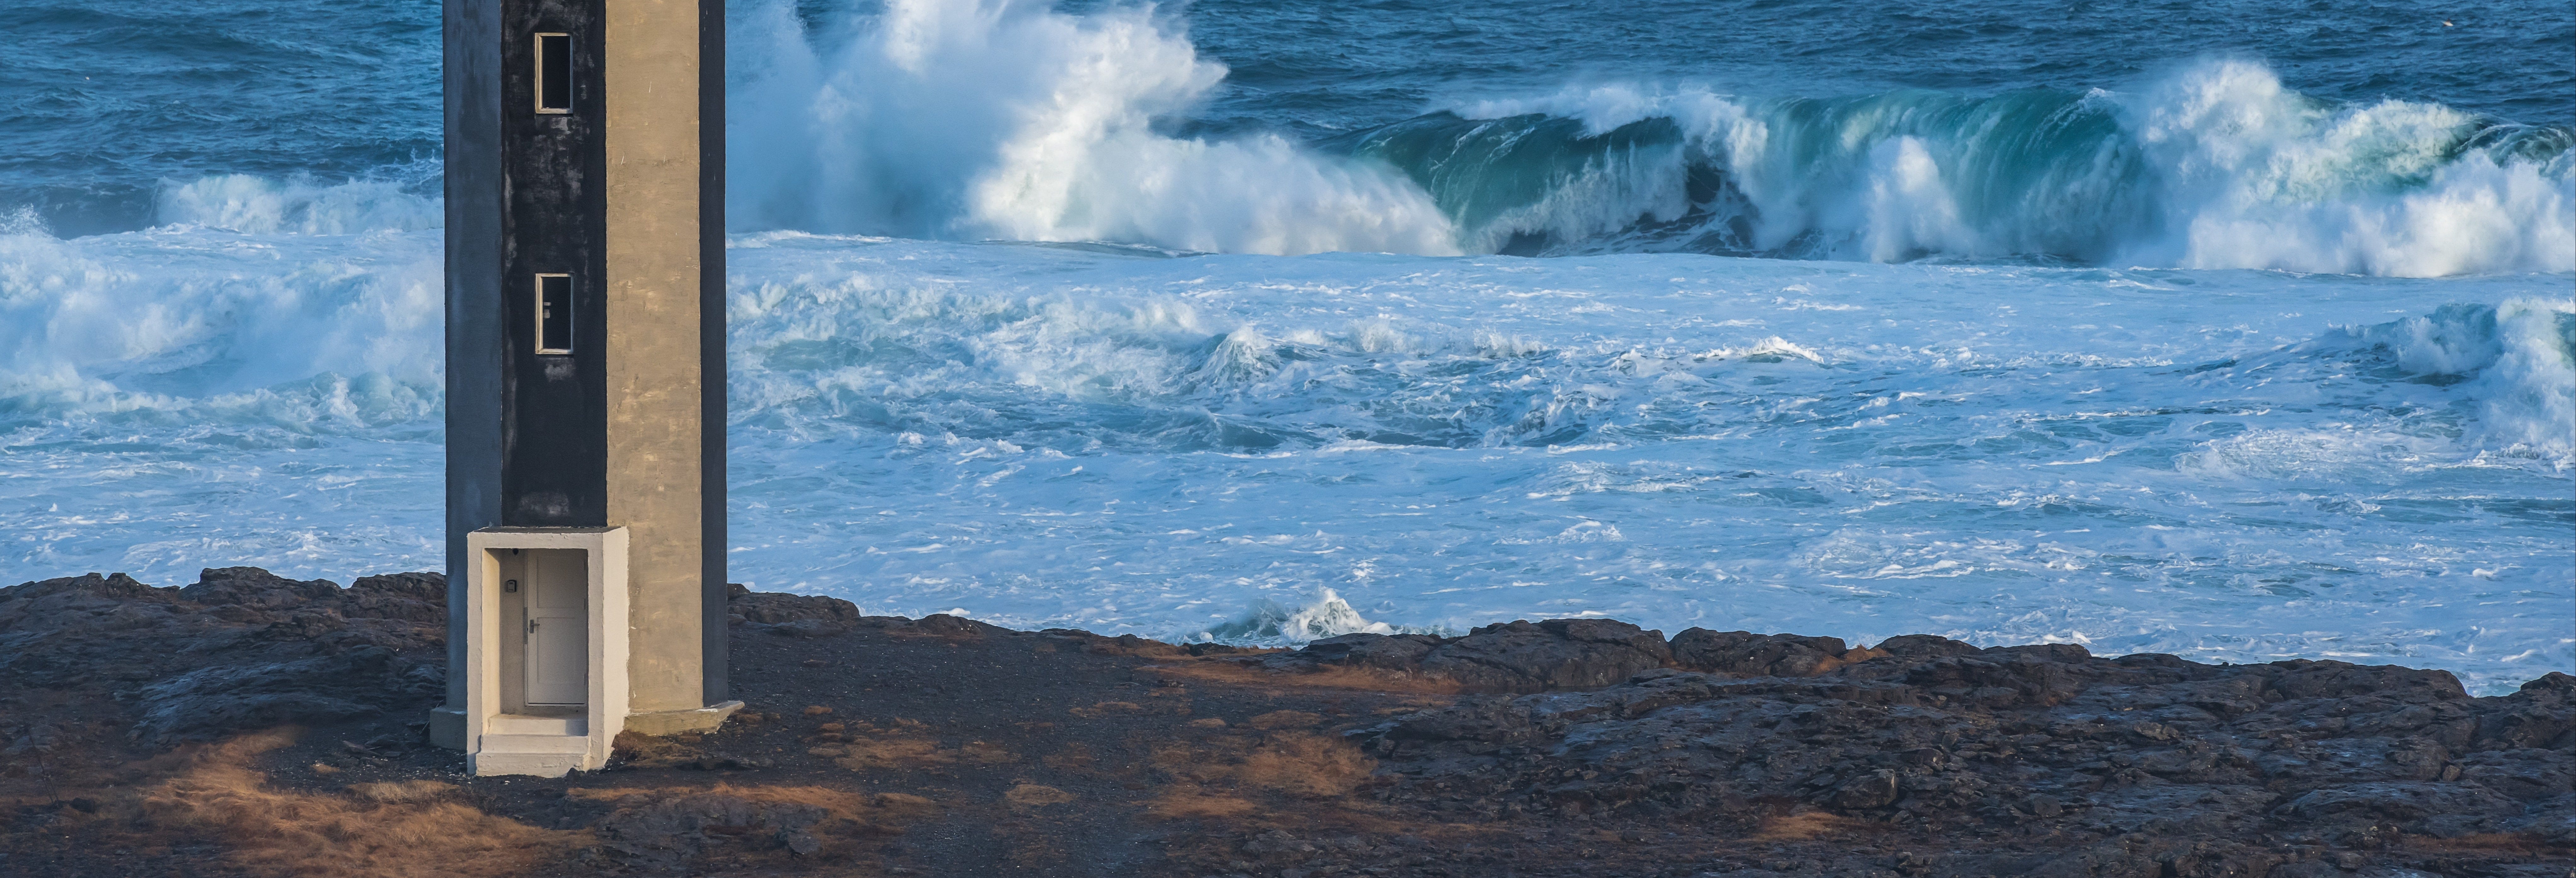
1189,589,1421,645
2330,297,2576,462
153,174,442,236
729,0,2574,276
1403,63,2574,275
726,0,1458,255
0,220,442,425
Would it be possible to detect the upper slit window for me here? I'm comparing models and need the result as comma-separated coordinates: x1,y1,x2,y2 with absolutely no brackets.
536,273,573,355
534,33,572,114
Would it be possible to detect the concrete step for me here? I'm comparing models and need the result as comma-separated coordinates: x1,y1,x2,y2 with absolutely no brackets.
478,733,590,754
488,714,587,736
472,732,593,778
471,749,583,778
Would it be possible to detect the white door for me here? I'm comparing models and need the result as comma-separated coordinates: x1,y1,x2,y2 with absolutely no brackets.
524,549,588,706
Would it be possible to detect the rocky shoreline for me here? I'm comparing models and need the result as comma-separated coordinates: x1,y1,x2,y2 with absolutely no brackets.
3,567,2568,877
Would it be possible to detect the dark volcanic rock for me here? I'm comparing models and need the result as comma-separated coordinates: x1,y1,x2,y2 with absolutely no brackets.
588,790,831,867
178,565,343,610
1299,632,1444,669
905,612,1017,638
1351,637,2575,874
1669,628,1856,677
5,566,2569,877
727,582,869,637
127,645,443,740
1,568,447,742
1260,618,1673,692
1423,619,1674,691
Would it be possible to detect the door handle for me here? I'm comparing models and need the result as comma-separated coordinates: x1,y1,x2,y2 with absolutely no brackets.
527,618,539,635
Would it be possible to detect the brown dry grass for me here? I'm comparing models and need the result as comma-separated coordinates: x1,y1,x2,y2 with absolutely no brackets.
1749,811,1867,841
1840,646,1893,664
1144,791,1260,819
1002,784,1078,807
567,781,939,821
610,730,699,767
346,779,457,803
1245,710,1325,730
1067,700,1146,717
130,729,569,877
564,782,939,864
1235,733,1375,798
829,737,949,770
814,720,1019,771
1147,729,1378,812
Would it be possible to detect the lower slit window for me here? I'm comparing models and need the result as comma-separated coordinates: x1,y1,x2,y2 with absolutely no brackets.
536,273,573,355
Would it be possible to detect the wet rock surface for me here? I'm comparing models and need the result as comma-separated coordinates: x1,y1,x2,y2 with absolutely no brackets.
2,569,2567,877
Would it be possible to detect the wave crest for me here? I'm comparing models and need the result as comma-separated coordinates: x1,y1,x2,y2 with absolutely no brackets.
0,220,441,425
154,174,442,235
2339,298,2576,463
1407,62,2572,275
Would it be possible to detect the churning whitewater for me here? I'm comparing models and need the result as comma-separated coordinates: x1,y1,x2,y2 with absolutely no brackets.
1,0,2570,693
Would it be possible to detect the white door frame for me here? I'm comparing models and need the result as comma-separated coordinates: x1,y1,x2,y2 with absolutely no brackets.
464,527,629,772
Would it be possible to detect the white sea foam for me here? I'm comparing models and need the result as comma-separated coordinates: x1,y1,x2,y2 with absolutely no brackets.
2132,61,2576,276
153,174,443,236
2332,297,2576,464
1192,589,1415,644
3,232,2568,692
0,221,441,421
686,240,2570,692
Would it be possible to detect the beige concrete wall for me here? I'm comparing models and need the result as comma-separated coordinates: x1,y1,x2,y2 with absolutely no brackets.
602,0,707,714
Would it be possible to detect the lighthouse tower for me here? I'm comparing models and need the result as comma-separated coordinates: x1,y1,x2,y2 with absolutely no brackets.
429,0,733,777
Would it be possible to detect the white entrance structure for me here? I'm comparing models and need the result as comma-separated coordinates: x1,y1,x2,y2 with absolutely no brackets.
461,528,629,776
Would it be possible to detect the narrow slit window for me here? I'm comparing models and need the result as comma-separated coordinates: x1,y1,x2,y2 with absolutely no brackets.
534,33,572,114
535,273,573,354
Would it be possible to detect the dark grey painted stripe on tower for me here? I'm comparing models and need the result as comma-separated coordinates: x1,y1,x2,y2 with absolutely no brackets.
700,0,730,705
443,0,506,713
500,0,610,528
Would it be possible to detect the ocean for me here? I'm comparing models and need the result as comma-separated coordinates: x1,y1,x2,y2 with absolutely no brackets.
2,0,2569,693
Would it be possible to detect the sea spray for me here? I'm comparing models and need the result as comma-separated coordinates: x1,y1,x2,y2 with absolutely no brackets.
0,221,441,422
725,0,1458,254
1190,589,1415,644
153,175,443,236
